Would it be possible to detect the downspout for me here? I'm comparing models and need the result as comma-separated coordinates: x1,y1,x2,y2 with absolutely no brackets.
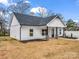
20,25,22,41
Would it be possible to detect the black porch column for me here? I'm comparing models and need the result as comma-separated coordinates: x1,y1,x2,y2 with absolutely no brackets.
55,27,58,39
63,28,65,37
46,26,49,40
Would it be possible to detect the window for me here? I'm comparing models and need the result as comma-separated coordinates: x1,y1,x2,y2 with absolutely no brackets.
30,29,33,36
59,28,61,35
42,29,47,36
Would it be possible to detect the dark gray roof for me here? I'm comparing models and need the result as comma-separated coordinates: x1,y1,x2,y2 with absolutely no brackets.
14,13,63,26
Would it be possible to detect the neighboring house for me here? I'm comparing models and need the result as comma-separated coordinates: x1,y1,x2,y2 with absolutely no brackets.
10,13,66,41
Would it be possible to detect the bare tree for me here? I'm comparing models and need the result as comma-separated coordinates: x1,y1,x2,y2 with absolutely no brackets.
29,12,35,16
37,7,47,17
30,7,56,17
55,13,64,19
7,0,30,14
0,10,6,35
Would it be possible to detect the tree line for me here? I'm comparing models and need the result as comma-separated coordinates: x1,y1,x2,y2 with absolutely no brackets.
66,19,79,31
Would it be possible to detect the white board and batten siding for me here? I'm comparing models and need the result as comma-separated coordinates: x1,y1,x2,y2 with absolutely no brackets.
47,18,66,27
10,15,21,40
21,26,64,40
21,26,47,40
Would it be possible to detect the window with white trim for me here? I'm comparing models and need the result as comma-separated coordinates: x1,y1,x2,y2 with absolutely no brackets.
42,29,47,36
29,29,33,36
59,28,61,35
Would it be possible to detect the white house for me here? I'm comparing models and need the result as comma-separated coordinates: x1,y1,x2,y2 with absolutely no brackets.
10,13,66,41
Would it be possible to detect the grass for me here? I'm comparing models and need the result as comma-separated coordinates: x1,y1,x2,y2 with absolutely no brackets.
0,36,79,59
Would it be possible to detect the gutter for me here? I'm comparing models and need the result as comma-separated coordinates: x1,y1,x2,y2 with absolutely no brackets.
20,25,22,41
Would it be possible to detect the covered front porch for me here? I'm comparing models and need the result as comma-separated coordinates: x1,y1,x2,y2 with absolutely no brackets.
47,27,64,39
46,17,66,39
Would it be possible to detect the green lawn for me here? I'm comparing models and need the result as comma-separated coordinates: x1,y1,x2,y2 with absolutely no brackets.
0,36,79,59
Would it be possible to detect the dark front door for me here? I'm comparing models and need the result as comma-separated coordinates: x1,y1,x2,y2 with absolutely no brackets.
52,28,54,37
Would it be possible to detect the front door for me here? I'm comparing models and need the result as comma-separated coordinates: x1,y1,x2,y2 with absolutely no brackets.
52,28,54,37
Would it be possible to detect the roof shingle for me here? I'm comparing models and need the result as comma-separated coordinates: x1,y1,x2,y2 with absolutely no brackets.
14,13,56,26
